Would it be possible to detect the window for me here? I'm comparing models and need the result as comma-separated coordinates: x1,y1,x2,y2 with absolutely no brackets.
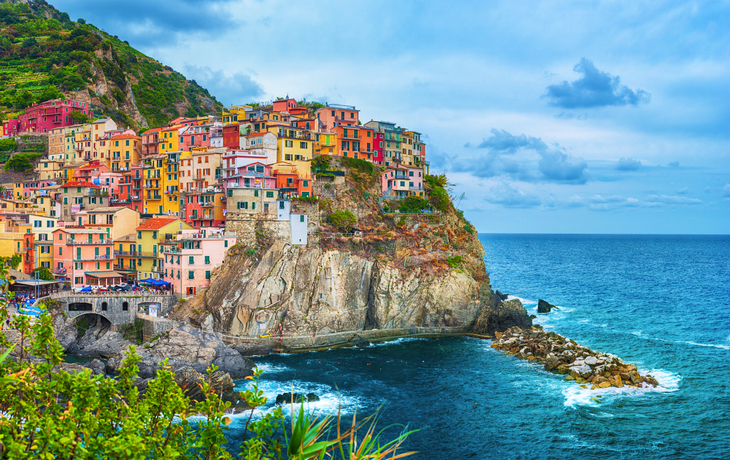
252,202,257,210
188,270,195,280
224,240,228,248
300,215,305,222
279,201,285,209
205,256,210,265
152,231,157,239
303,180,309,187
189,256,194,264
300,141,307,149
205,270,211,280
122,302,128,311
266,191,274,198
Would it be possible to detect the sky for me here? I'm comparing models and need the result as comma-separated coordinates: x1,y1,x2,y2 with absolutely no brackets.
56,0,730,234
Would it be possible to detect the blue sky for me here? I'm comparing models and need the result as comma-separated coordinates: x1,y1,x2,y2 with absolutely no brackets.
57,0,730,234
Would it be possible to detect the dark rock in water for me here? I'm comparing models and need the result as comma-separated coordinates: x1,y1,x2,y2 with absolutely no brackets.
495,290,510,301
356,340,371,347
275,392,319,405
232,342,274,357
173,366,241,405
537,299,557,313
471,294,532,335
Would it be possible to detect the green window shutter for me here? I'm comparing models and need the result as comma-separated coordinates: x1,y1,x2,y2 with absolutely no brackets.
205,271,211,280
188,270,194,279
189,256,194,264
224,240,228,248
205,256,210,264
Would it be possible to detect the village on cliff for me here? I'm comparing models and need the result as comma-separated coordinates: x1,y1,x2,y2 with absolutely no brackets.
0,97,430,298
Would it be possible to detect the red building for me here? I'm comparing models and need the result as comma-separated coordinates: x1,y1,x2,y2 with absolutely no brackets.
222,124,240,149
272,98,297,113
3,99,90,135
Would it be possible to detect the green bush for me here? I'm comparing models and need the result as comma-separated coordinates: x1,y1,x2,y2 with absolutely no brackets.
429,186,450,212
340,156,374,175
398,196,432,213
327,209,357,232
0,138,17,152
447,255,463,268
3,152,41,171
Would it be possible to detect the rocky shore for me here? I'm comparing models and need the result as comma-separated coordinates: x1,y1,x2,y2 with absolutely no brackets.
491,326,659,390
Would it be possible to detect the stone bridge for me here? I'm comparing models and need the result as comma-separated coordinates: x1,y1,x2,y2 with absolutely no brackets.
44,292,178,328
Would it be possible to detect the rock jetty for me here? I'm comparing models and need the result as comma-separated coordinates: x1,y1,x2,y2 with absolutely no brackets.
492,326,659,390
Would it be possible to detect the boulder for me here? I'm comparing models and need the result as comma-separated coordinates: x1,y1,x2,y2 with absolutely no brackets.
275,392,319,405
107,325,255,380
471,297,532,335
52,315,78,351
231,342,274,357
173,366,241,405
537,299,557,313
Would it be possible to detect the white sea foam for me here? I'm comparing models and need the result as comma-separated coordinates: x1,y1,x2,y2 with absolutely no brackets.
253,363,289,374
369,337,428,347
676,341,730,350
562,368,681,408
506,295,536,305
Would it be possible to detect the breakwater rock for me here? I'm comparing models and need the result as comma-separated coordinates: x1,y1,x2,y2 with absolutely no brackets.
492,326,659,390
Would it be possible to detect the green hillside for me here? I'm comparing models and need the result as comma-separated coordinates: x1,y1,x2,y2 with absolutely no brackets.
0,0,222,129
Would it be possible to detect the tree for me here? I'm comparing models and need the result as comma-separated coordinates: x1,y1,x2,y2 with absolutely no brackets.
327,210,358,233
3,153,34,172
33,266,54,280
9,253,21,269
69,109,88,124
13,90,34,110
0,268,416,459
37,85,62,103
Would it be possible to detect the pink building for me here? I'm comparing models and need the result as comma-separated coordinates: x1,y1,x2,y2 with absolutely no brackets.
223,162,276,190
178,124,213,150
20,180,57,199
381,165,425,198
4,99,90,135
221,149,270,181
372,132,384,164
52,228,117,288
160,228,236,298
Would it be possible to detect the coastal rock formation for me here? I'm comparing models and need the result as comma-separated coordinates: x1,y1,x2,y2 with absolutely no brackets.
275,393,320,405
537,299,557,313
173,366,242,405
52,315,79,351
471,297,533,336
492,326,659,389
107,325,254,379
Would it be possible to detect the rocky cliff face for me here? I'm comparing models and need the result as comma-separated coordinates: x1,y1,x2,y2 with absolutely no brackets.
172,159,528,346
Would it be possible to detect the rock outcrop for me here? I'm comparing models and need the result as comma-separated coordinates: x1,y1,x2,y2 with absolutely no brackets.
537,299,557,313
275,393,320,405
107,325,254,379
471,297,533,336
491,326,659,390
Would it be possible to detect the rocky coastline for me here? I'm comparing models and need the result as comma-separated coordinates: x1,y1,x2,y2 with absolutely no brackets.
491,325,659,390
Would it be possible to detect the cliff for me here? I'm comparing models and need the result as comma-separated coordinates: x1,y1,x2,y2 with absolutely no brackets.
173,158,531,349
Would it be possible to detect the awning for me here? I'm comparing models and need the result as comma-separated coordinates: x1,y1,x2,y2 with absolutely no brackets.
85,271,123,279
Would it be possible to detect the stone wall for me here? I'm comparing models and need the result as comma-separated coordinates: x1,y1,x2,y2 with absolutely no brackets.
224,214,289,246
136,313,175,342
55,293,177,327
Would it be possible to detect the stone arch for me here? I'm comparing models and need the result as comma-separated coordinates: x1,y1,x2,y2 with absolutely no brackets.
73,313,112,338
122,301,129,311
101,301,108,311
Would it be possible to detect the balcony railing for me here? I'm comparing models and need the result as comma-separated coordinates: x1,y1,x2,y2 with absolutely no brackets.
114,250,159,258
75,254,113,261
66,239,111,245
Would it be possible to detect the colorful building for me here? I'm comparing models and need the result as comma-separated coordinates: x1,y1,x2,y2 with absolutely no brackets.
52,228,116,288
159,228,236,298
3,99,90,135
381,165,425,198
134,217,192,280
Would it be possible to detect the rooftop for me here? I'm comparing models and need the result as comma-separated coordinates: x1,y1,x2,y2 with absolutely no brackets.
137,217,179,230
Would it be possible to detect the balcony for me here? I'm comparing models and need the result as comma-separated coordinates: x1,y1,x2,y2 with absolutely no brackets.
67,239,111,245
75,254,113,261
201,202,215,208
114,250,159,258
193,175,205,181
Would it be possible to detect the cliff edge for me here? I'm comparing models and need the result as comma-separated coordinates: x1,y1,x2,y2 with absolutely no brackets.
172,158,531,349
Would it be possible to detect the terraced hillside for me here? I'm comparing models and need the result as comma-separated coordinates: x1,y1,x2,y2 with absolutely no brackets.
0,0,222,129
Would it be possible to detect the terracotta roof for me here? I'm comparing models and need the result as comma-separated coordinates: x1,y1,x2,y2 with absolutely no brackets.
136,217,179,230
62,181,100,188
112,134,140,140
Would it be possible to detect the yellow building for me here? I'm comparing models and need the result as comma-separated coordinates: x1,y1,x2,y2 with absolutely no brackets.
113,233,139,280
162,152,181,215
273,125,312,179
135,217,192,280
48,127,65,160
61,161,87,184
25,214,58,270
222,105,251,124
314,132,338,157
0,220,24,260
37,160,64,181
86,207,140,240
110,134,141,172
142,155,165,215
159,126,181,153
73,125,92,161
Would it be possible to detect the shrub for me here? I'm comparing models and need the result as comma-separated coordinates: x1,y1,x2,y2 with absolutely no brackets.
0,138,16,152
327,209,357,232
398,196,432,213
429,186,450,212
447,255,463,268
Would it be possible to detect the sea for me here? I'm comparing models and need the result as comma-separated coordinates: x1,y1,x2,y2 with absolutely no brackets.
224,234,730,459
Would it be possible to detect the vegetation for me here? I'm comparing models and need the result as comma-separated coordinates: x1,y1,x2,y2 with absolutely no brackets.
398,196,432,214
0,138,16,152
327,210,358,232
0,270,416,459
0,1,222,128
3,151,42,171
446,255,463,268
340,156,375,176
32,266,54,280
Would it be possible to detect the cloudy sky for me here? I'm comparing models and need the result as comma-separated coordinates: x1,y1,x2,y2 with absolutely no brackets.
57,0,730,234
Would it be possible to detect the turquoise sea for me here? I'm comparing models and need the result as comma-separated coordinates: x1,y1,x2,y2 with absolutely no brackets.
226,234,730,459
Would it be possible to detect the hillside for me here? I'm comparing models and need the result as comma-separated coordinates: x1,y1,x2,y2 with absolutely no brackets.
0,0,222,129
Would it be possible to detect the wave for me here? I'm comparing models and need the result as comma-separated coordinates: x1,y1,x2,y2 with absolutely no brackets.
676,341,730,350
562,368,681,408
368,337,428,348
506,295,536,305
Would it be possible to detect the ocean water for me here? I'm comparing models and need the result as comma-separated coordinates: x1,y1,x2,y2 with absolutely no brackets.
226,234,730,459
